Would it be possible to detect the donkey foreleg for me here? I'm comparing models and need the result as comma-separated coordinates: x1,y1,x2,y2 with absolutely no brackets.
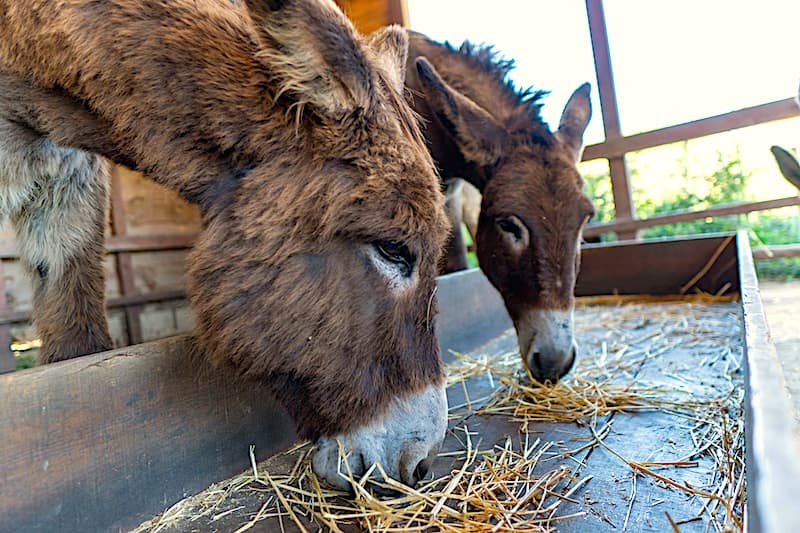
1,120,113,363
440,179,469,273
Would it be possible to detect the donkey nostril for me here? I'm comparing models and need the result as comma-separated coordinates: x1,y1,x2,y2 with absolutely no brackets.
413,458,431,484
532,351,543,368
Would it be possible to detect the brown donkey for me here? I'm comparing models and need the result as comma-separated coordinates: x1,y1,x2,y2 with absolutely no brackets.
0,0,450,489
405,33,595,383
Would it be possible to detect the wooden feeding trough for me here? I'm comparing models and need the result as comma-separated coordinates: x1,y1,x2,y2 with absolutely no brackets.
2,232,798,532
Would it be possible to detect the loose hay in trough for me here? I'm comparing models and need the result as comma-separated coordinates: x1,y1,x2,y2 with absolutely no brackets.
134,295,745,533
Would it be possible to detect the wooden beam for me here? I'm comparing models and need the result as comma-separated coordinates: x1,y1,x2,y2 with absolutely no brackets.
0,336,298,533
738,232,800,533
106,234,195,253
583,98,800,162
0,234,196,259
607,157,637,240
584,196,800,238
0,290,186,326
585,0,637,240
386,0,408,27
753,243,800,260
109,166,143,345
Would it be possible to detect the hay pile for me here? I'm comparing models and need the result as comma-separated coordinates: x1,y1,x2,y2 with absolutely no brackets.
137,295,744,533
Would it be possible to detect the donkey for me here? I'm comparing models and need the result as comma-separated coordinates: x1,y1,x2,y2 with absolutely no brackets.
0,0,450,489
769,86,800,191
405,33,595,383
771,145,800,190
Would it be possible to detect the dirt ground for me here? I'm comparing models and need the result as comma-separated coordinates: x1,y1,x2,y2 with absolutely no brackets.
759,281,800,425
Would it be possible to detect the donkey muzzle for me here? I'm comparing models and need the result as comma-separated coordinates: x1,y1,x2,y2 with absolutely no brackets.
516,308,577,383
311,383,447,491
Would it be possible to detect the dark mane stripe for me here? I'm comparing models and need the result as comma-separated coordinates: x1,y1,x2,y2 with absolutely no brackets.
441,40,550,124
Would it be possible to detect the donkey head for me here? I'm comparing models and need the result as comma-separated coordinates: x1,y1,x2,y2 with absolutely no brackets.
189,1,450,489
414,57,593,383
771,145,800,190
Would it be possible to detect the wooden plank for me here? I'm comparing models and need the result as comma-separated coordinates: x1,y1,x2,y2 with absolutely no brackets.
583,98,800,162
0,337,298,533
435,269,511,357
386,0,408,27
0,290,186,326
584,196,800,238
555,303,743,532
585,0,621,139
753,243,800,260
576,233,739,296
0,260,14,373
106,234,194,253
585,0,637,240
608,156,637,240
0,234,196,260
110,165,143,345
738,231,800,533
336,0,406,34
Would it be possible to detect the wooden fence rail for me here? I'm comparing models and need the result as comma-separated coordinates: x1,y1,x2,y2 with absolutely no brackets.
582,0,800,247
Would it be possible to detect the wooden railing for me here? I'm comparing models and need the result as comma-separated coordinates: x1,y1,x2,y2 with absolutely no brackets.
582,0,800,242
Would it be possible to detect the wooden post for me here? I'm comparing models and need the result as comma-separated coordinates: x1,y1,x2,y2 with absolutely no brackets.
336,0,408,33
109,166,143,345
0,260,15,373
585,0,638,240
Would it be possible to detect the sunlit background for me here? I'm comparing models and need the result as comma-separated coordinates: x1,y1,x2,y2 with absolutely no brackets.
408,0,800,201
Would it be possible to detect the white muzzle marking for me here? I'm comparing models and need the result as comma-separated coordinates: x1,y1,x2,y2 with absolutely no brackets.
311,383,447,489
516,308,577,381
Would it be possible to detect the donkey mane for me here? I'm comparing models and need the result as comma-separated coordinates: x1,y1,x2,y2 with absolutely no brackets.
438,39,551,144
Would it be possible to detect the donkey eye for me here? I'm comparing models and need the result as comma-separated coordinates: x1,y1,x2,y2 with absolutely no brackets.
374,240,415,276
496,218,523,241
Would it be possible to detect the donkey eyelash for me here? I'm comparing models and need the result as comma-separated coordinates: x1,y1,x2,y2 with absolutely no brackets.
373,240,415,276
496,218,523,241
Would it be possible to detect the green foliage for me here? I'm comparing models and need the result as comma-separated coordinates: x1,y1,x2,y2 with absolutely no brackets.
15,352,37,370
582,172,616,224
582,146,800,279
638,150,749,239
461,224,479,268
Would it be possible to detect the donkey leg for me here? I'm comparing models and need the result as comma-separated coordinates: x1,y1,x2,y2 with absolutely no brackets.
440,179,469,273
5,128,113,363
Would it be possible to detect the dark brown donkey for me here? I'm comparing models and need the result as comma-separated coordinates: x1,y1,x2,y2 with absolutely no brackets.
405,33,595,383
0,0,450,489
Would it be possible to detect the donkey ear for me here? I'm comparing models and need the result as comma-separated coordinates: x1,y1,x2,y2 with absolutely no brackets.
771,146,800,191
415,57,508,174
243,0,373,117
556,83,592,162
366,25,408,94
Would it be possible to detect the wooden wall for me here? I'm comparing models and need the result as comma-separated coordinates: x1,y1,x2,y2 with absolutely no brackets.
336,0,407,33
0,166,199,365
0,0,408,370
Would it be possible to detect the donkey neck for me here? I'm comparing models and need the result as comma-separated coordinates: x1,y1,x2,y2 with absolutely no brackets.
405,31,550,189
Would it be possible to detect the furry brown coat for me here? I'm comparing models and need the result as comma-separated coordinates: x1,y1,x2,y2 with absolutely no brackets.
405,32,595,382
0,0,449,487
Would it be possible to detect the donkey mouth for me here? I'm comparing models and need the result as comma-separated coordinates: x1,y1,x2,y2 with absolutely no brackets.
310,383,447,491
525,344,577,383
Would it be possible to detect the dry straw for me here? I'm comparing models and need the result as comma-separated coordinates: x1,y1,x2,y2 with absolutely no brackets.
137,295,744,533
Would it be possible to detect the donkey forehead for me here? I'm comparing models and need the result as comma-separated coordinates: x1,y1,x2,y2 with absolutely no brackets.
487,153,591,220
347,174,449,247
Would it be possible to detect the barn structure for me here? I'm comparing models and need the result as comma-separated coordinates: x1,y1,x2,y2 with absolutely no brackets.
1,1,799,532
